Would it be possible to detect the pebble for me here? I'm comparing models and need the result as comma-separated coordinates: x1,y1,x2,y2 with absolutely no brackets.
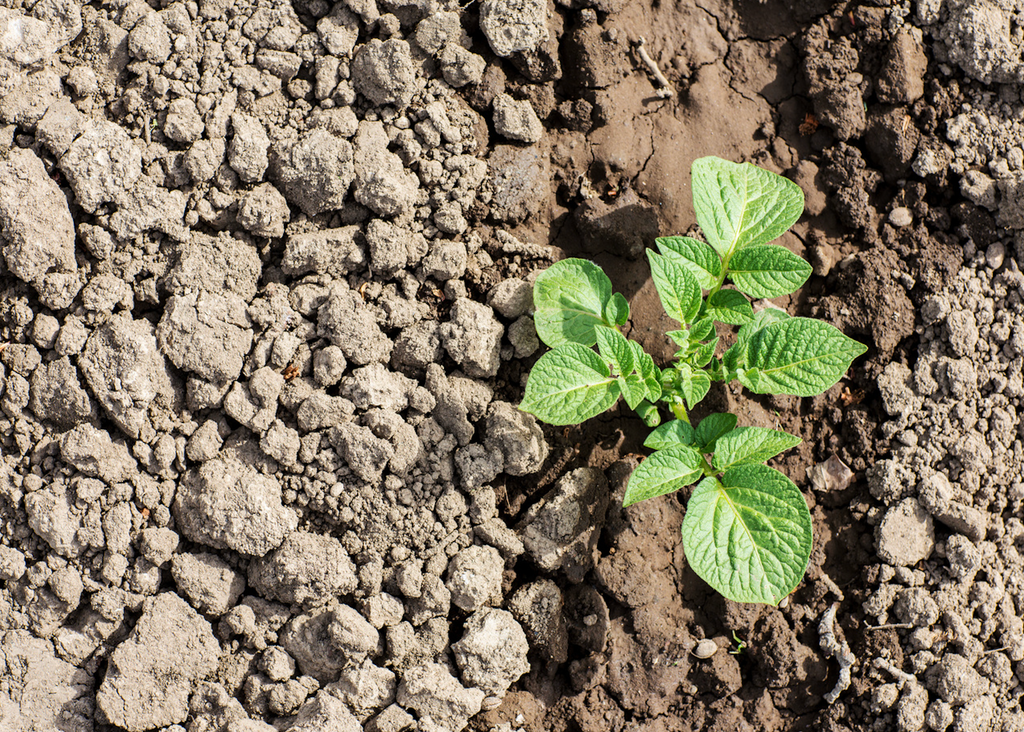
693,639,718,659
889,207,913,227
986,241,1005,269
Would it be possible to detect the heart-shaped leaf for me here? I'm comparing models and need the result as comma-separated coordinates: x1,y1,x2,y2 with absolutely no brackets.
681,465,813,604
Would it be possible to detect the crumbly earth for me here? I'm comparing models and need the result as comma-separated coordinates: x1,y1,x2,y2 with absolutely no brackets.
0,0,1018,731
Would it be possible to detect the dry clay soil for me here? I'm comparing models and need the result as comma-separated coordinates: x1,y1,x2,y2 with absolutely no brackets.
1,0,1022,731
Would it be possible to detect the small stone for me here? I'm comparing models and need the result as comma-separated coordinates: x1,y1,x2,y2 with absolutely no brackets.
889,207,913,228
986,241,1005,269
693,639,718,659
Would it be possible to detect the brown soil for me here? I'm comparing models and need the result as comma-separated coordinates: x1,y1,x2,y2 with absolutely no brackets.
480,1,932,730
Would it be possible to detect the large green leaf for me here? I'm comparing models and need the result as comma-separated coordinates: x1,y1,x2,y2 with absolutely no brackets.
691,157,805,262
738,318,868,397
623,444,704,506
728,246,813,299
712,427,802,471
656,236,722,289
737,308,791,344
520,343,619,425
704,290,754,325
644,419,696,449
680,465,813,604
594,325,634,377
695,413,738,451
648,250,702,324
725,308,792,373
533,258,615,347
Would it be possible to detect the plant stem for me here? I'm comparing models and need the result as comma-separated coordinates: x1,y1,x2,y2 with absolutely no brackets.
708,258,730,299
699,454,715,476
671,401,690,424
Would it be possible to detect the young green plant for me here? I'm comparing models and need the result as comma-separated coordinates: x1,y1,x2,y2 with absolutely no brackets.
519,157,867,605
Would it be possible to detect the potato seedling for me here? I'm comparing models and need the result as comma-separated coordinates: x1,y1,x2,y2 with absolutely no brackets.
519,157,867,605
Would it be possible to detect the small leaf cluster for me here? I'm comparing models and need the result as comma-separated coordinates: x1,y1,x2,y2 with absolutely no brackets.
519,157,868,605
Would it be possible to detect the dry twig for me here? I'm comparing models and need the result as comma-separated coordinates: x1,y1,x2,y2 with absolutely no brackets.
634,37,674,99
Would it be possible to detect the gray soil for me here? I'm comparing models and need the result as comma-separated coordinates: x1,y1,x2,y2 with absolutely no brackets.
0,0,1022,731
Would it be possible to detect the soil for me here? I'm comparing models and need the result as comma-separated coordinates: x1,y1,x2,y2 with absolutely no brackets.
0,0,1021,731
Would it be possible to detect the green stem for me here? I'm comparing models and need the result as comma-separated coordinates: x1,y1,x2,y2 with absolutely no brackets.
699,454,715,477
708,256,731,299
671,401,690,424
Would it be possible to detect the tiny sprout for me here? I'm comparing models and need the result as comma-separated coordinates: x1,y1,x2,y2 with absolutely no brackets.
729,630,747,655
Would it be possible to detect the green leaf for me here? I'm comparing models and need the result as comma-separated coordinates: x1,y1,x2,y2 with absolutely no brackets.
520,343,620,425
727,309,793,374
605,292,630,326
594,325,635,377
677,365,711,409
705,356,727,382
721,344,743,374
738,317,868,397
689,318,716,343
695,413,738,451
629,341,662,402
648,250,702,324
533,258,614,347
691,157,805,261
737,308,791,345
704,291,754,325
728,246,813,299
691,338,719,368
667,330,690,348
725,309,790,376
644,419,697,449
656,236,722,289
680,465,813,604
623,444,705,506
618,374,647,410
713,427,802,471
